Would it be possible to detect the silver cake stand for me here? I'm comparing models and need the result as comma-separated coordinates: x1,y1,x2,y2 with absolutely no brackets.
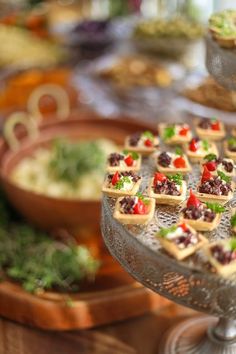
101,158,236,354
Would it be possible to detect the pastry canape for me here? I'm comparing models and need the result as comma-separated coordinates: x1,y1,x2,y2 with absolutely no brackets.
113,193,155,225
102,171,142,197
231,209,236,234
201,153,235,177
156,148,192,175
224,137,236,162
186,137,218,163
204,239,236,277
124,131,159,156
148,172,187,205
159,123,192,145
195,117,226,141
180,189,223,231
195,166,234,205
156,223,208,261
107,151,141,172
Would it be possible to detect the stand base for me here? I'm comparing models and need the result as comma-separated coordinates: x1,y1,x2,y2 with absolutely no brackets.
159,316,236,354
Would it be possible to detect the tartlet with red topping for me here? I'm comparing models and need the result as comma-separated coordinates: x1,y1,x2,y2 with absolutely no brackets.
159,123,192,145
107,151,141,172
204,239,236,276
156,149,191,175
195,118,226,141
186,137,218,163
124,131,159,155
156,223,208,260
201,153,235,177
196,166,234,204
224,137,236,162
113,194,155,225
102,171,142,197
148,172,187,205
180,190,223,231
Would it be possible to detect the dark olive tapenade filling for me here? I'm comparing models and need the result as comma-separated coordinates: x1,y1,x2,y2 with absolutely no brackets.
198,177,232,196
182,205,216,222
108,153,124,166
174,230,199,249
210,245,236,265
107,171,140,184
119,197,136,214
129,133,142,146
218,158,234,173
198,119,212,129
153,179,181,196
158,152,172,167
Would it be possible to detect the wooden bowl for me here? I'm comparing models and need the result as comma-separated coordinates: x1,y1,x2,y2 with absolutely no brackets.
0,114,155,234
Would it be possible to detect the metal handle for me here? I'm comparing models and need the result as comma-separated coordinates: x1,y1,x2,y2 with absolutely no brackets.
27,83,70,121
3,112,38,151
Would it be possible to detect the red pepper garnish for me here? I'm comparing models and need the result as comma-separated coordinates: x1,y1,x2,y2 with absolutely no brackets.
154,172,167,185
204,161,217,171
189,138,198,152
179,223,188,232
211,120,220,131
201,165,212,183
144,139,153,147
111,171,120,186
179,126,189,136
124,155,134,167
133,199,147,215
173,156,186,168
187,189,201,208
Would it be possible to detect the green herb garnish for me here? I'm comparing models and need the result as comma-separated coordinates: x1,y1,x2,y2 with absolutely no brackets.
142,131,154,140
204,153,217,162
136,192,149,205
115,176,131,190
217,170,231,183
231,213,236,227
159,225,178,238
123,150,139,160
205,202,225,213
230,238,236,251
228,137,236,148
175,146,183,156
202,140,210,151
167,173,183,185
163,126,175,141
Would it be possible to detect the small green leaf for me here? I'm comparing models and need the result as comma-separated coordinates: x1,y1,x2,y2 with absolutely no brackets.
206,202,225,213
115,176,131,190
204,153,217,162
123,151,139,160
158,225,178,238
167,173,183,186
163,126,175,141
231,213,236,227
142,131,154,140
175,146,183,156
230,238,236,251
136,192,149,205
228,137,236,148
202,140,210,151
217,170,231,183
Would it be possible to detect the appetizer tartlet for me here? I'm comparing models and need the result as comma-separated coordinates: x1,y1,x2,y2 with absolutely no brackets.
204,239,236,277
156,149,192,175
159,123,192,145
102,171,142,197
201,153,235,177
124,131,159,155
196,166,234,205
148,172,187,205
195,118,226,141
113,194,155,225
180,190,223,231
107,151,141,172
224,137,236,162
231,209,236,234
156,223,208,260
186,137,218,163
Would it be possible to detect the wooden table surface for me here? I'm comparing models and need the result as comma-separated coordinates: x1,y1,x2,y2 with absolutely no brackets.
0,302,198,354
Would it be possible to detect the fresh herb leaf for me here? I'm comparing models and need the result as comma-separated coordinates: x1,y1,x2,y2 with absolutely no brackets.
231,213,236,227
115,176,131,190
142,131,154,140
204,153,217,162
167,173,183,185
217,170,231,183
175,146,183,156
159,225,178,238
230,238,236,251
202,140,210,151
163,126,175,141
123,150,139,160
206,202,225,213
228,137,236,148
136,192,149,205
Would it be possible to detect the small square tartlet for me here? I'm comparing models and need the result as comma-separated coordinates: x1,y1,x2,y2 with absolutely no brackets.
195,182,234,205
201,155,235,177
185,139,218,163
203,240,236,277
113,196,155,225
106,152,142,173
148,175,187,205
156,223,208,260
102,172,142,197
156,151,192,175
158,123,192,145
124,131,159,156
224,139,236,162
195,119,226,141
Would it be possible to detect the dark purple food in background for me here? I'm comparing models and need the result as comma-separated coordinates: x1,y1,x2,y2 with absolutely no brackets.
107,171,140,183
198,119,211,129
154,179,181,196
119,197,136,214
216,158,234,173
108,153,124,167
129,133,141,146
158,152,171,167
211,245,236,265
198,177,232,196
182,205,216,222
174,230,199,249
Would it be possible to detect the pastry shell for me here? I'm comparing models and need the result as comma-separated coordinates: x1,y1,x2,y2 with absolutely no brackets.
106,155,142,173
195,182,234,205
224,141,236,162
113,197,155,225
185,142,218,163
204,240,236,277
148,178,187,205
195,121,226,141
124,136,159,156
102,175,142,197
158,123,192,145
156,153,192,175
157,225,208,260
